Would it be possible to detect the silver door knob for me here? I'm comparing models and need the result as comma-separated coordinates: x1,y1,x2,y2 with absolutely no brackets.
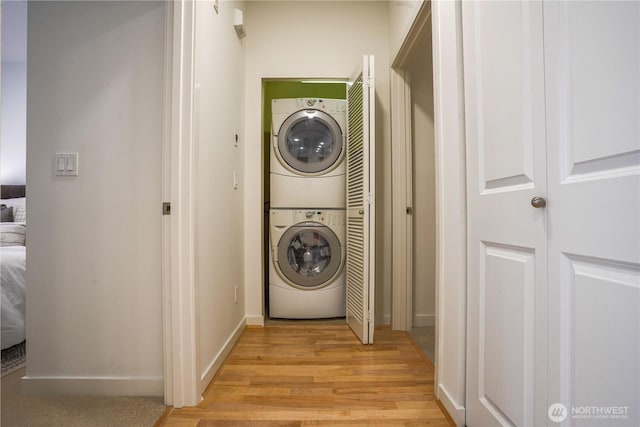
531,196,546,208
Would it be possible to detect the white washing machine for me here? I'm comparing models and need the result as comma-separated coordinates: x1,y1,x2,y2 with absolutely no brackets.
270,98,346,209
269,208,346,319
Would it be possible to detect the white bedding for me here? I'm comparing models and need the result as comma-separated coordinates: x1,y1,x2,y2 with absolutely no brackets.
1,246,26,350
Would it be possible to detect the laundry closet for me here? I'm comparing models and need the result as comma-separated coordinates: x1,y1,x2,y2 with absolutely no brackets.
262,82,348,320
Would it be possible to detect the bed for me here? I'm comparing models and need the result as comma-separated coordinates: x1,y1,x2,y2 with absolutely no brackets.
1,185,26,351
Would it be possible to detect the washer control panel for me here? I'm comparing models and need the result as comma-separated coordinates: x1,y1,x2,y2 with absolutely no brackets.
292,209,345,226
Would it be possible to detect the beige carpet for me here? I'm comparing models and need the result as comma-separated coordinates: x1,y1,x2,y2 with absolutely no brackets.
1,368,166,426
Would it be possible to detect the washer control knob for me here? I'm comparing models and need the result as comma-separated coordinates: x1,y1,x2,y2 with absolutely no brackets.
306,99,316,107
305,211,314,219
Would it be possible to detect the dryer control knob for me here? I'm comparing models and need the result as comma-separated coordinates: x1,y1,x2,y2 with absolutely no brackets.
305,211,314,219
306,99,316,107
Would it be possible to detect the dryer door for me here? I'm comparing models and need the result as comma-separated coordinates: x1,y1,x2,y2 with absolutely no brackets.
277,109,343,175
277,223,342,289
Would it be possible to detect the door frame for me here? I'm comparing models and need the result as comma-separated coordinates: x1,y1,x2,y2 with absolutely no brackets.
389,65,413,332
162,0,199,408
389,1,467,425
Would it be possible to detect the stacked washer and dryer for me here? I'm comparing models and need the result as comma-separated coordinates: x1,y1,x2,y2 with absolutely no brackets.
268,98,347,319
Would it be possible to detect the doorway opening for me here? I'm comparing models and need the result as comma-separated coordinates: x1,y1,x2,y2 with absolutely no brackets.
389,7,437,364
261,80,347,323
406,22,436,363
1,0,28,379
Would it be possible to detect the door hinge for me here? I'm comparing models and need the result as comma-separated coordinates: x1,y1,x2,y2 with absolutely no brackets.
367,310,374,322
367,193,374,205
162,202,171,215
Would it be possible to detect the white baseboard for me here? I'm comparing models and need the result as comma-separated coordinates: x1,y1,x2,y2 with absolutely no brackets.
378,314,391,325
414,314,436,327
21,376,163,396
199,317,246,391
438,383,466,426
245,315,264,326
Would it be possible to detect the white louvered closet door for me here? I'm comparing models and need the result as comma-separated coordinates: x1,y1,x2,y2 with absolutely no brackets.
346,55,375,344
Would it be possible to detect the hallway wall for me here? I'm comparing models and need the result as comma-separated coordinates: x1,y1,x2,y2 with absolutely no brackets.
193,0,247,394
243,0,393,325
389,0,424,60
24,0,165,395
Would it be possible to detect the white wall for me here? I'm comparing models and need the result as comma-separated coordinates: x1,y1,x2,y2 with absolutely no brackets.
1,63,26,185
243,0,393,325
388,0,424,61
193,0,246,395
407,25,436,328
24,1,165,396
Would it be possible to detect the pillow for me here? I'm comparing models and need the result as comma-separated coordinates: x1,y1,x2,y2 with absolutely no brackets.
13,205,26,223
0,223,25,246
0,197,26,209
1,205,13,222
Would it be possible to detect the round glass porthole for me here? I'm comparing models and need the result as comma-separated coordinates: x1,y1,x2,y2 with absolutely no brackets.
277,109,343,175
277,224,342,289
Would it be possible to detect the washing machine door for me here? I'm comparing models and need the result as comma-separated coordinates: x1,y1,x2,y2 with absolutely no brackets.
277,109,343,175
277,223,342,289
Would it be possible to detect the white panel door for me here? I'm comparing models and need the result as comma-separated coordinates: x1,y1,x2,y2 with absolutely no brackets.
465,1,640,426
346,55,376,344
463,2,548,425
545,2,640,425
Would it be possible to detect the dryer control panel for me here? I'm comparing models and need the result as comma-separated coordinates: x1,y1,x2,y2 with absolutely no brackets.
296,98,346,115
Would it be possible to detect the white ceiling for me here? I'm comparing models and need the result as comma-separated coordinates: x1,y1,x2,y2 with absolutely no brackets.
2,0,28,64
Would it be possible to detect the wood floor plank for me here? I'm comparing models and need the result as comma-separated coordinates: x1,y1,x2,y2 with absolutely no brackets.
161,325,453,426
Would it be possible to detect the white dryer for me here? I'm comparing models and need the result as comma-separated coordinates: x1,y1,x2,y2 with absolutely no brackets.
270,98,346,209
269,208,346,319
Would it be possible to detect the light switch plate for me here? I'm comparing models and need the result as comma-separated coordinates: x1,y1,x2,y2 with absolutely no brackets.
55,153,79,176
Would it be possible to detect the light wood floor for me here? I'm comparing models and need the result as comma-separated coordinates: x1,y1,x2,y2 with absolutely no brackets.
161,325,453,426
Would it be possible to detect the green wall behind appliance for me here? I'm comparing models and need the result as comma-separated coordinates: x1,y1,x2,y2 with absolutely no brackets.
263,81,347,202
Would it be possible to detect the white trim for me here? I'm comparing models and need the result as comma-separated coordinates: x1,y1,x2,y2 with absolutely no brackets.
199,318,246,389
382,314,391,325
245,315,265,327
21,377,163,397
167,0,198,408
414,314,436,327
161,0,175,407
438,384,467,426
